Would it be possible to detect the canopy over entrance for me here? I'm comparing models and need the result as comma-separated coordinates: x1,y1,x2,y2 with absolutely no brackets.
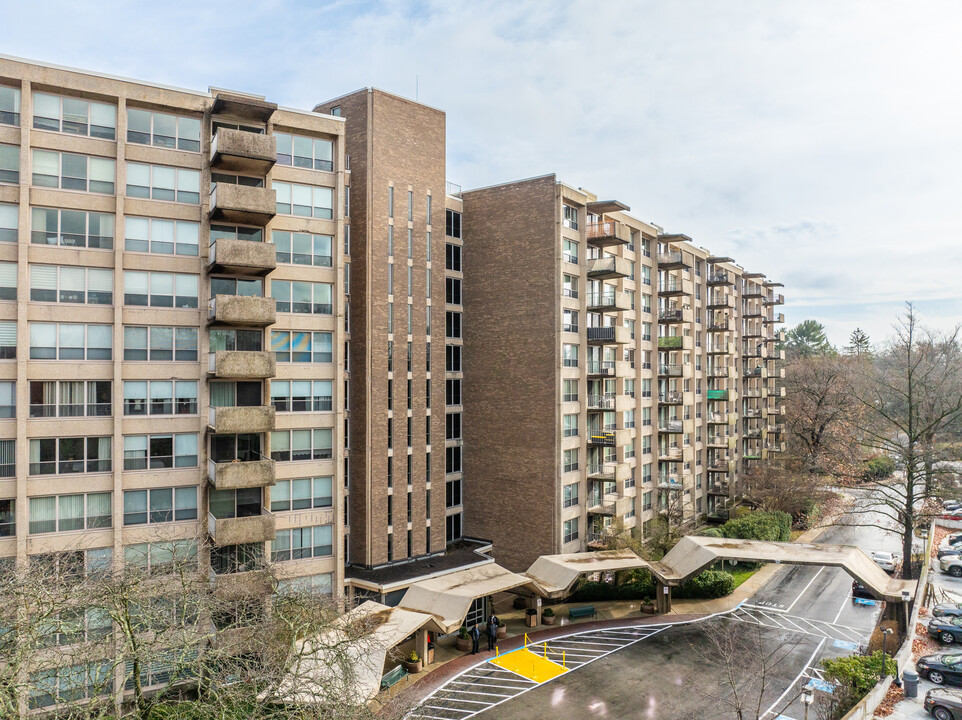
525,549,649,598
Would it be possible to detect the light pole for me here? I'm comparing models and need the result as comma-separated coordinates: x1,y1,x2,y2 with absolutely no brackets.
801,686,814,720
881,628,894,681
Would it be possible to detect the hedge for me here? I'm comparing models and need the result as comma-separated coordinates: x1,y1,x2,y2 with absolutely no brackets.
673,569,736,599
720,510,791,542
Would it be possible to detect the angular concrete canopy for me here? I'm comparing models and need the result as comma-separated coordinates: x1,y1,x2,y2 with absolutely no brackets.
525,549,649,598
657,536,917,602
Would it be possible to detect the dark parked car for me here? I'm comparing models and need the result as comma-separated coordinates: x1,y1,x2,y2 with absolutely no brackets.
852,580,875,601
917,654,962,685
936,604,962,619
925,688,962,720
939,548,962,561
930,617,962,644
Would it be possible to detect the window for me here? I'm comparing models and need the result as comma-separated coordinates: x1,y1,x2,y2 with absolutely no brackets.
0,203,15,243
446,378,462,406
446,445,462,474
29,662,113,709
407,190,413,222
446,344,462,372
210,328,262,353
563,379,579,402
0,144,17,184
123,487,197,525
625,439,636,460
445,311,462,339
271,330,332,362
446,478,462,508
123,326,196,361
0,86,19,126
0,262,15,301
642,322,652,341
210,433,262,464
563,309,578,333
270,429,333,461
30,381,110,418
209,488,263,522
275,132,333,171
445,209,462,239
123,271,198,308
211,224,263,246
0,498,12,535
29,265,112,304
563,483,579,508
33,92,115,139
125,217,198,255
270,477,333,512
123,434,198,470
446,277,462,305
563,517,579,543
28,493,111,534
125,540,198,574
30,548,112,584
32,150,114,194
641,265,651,286
445,243,461,272
563,413,578,437
277,572,333,595
210,276,263,299
273,525,333,562
210,381,262,408
641,238,651,258
563,448,579,473
642,293,652,314
272,231,333,266
273,182,334,219
32,208,113,249
625,409,635,429
30,323,111,360
125,162,199,204
562,344,579,367
122,380,197,416
271,280,333,314
270,380,333,412
446,412,462,441
127,108,200,151
29,437,111,475
446,512,462,542
562,239,578,264
643,491,652,511
563,274,578,298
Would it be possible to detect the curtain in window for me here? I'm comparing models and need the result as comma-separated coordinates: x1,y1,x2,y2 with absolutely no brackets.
124,436,147,470
59,381,84,416
174,434,197,467
30,265,57,298
87,269,112,297
175,274,197,305
209,382,235,408
88,158,114,191
209,488,234,520
174,487,196,517
33,149,59,179
86,493,110,528
58,494,84,531
150,381,172,414
271,480,290,510
29,496,56,533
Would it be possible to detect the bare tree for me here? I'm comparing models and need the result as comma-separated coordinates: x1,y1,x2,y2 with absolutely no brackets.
843,305,962,578
742,458,834,523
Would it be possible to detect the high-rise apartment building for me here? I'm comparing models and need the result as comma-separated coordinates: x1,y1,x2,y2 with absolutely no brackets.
0,56,348,597
462,175,785,572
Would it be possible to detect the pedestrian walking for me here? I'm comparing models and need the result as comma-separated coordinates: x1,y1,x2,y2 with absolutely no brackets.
486,614,498,651
469,623,480,654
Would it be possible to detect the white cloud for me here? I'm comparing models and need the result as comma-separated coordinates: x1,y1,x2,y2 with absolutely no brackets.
3,0,960,346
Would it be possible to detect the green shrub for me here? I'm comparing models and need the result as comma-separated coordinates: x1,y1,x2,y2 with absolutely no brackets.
863,455,896,481
698,527,724,537
673,570,736,599
720,510,791,542
821,651,897,717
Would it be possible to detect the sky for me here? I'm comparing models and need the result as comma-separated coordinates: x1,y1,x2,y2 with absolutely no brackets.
3,0,960,348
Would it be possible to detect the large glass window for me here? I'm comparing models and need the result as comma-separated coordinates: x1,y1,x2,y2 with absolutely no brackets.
210,224,262,243
269,429,333,461
123,434,198,470
29,323,111,360
122,380,197,416
270,380,333,412
33,93,116,139
28,437,111,475
0,203,16,243
0,86,20,126
274,133,334,172
271,231,332,266
29,381,109,418
125,217,198,255
445,209,462,238
31,208,114,249
123,271,198,308
32,150,114,194
0,144,18,184
28,493,111,534
272,182,334,219
127,109,201,152
271,330,332,363
270,477,333,512
125,162,200,204
122,326,196,361
123,487,197,525
210,328,262,352
271,280,332,314
29,265,112,305
272,525,333,562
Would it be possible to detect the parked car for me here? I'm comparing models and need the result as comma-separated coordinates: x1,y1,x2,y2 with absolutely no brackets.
943,534,962,548
940,548,962,561
929,617,962,644
852,580,875,601
941,557,962,578
917,654,962,685
925,688,962,719
936,604,962,619
871,550,899,573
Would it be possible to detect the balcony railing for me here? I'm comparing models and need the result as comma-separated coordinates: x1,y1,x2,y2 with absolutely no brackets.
658,391,683,404
586,326,628,344
587,393,616,409
707,271,733,285
657,476,684,490
587,255,630,279
657,251,688,267
658,419,683,433
658,308,687,323
659,363,683,377
587,492,625,516
658,336,684,349
765,293,785,305
208,455,276,489
707,390,729,401
587,360,616,376
585,221,629,247
586,291,629,311
707,320,730,332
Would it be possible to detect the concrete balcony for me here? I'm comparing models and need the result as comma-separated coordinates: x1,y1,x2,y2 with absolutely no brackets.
208,238,276,277
208,509,276,547
587,463,630,482
765,293,785,306
709,366,732,379
587,428,631,447
707,271,735,286
587,360,631,378
657,335,692,351
208,351,276,379
658,363,685,378
707,319,732,333
587,394,631,412
658,307,691,324
587,326,630,345
707,294,735,309
586,290,631,313
657,251,690,270
708,412,735,425
707,389,731,402
660,278,692,297
743,408,763,419
707,343,732,355
743,366,764,379
208,458,276,490
742,285,765,298
210,128,277,174
707,482,730,496
657,476,685,491
658,446,691,463
587,255,631,280
208,405,275,434
708,435,735,449
209,183,276,226
587,492,631,517
208,294,276,327
707,458,732,473
658,419,684,434
658,391,684,405
742,344,766,358
764,313,786,324
744,306,764,318
585,220,631,248
765,441,786,453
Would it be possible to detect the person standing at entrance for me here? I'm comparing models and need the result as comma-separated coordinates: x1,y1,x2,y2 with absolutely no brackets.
486,614,498,651
470,623,481,654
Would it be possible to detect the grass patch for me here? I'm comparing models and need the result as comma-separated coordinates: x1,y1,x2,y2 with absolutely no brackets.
730,566,762,588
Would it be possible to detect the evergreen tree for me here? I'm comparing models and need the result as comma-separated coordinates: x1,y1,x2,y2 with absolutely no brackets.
785,319,834,359
846,327,871,357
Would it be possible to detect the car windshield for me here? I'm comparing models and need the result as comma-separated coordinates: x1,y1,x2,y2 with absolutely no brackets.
949,618,962,627
943,656,962,666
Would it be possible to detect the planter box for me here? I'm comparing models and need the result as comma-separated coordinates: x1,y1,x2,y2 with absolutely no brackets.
542,615,556,625
455,637,471,651
497,625,507,638
402,660,422,674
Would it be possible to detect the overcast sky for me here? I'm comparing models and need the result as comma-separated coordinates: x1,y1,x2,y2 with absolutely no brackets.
3,0,959,347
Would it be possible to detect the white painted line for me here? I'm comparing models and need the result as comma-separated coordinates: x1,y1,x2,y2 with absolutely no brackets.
432,697,498,705
786,566,825,612
741,603,789,614
832,593,852,624
548,638,625,647
422,705,474,714
761,637,827,719
438,688,514,698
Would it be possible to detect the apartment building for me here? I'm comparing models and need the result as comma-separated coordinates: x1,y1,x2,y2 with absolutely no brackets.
0,55,348,627
462,175,785,572
312,89,478,608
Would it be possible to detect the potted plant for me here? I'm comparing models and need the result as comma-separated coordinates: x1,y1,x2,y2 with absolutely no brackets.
513,597,527,610
542,608,556,625
640,597,656,614
497,618,507,638
402,650,422,673
455,625,471,651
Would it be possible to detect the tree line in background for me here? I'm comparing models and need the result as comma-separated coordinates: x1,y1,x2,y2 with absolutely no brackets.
776,304,962,578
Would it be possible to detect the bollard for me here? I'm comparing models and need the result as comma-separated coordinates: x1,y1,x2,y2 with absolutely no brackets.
902,670,918,699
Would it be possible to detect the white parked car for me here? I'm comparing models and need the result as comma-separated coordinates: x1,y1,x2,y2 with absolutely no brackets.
871,550,898,573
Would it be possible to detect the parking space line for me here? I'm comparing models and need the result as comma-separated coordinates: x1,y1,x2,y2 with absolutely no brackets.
786,567,825,612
